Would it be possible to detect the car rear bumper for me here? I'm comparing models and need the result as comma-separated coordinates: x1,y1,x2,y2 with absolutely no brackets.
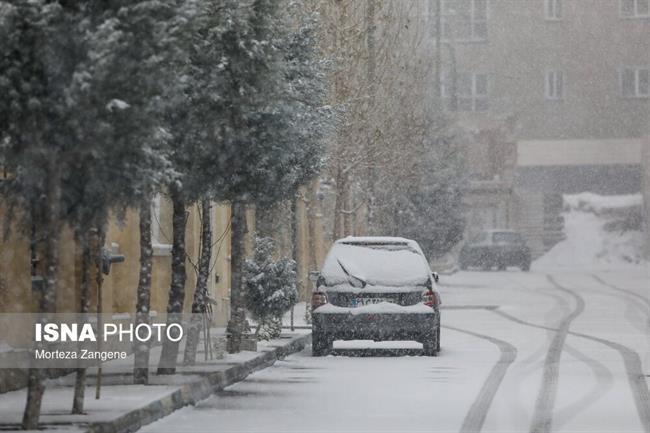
312,308,439,341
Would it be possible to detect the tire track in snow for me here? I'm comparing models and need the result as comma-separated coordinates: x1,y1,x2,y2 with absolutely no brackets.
443,325,517,433
491,284,650,433
499,277,572,427
591,274,650,309
500,278,598,428
528,275,585,433
487,282,615,431
552,344,614,429
592,274,650,332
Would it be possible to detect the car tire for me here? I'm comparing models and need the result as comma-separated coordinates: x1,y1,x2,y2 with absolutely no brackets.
422,332,438,357
312,329,331,357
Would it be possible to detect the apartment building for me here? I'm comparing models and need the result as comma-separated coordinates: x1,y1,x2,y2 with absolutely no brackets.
430,0,649,255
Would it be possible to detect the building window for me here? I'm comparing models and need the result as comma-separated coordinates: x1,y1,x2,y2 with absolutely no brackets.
442,72,489,111
621,67,649,97
620,0,650,18
545,0,562,20
545,70,565,100
151,193,172,256
442,0,488,42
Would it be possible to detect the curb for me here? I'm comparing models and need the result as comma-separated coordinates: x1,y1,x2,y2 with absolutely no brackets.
86,333,311,433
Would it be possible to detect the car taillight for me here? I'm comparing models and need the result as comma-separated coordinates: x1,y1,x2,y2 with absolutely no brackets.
422,290,439,308
311,292,328,309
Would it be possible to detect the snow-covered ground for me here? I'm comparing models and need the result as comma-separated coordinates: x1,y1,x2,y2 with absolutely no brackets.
534,192,646,270
141,268,650,433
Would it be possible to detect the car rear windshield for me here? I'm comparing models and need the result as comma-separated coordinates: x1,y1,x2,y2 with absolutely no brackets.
320,242,430,286
492,232,522,244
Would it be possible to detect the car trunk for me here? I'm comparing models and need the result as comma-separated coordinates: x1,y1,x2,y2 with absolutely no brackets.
327,290,422,308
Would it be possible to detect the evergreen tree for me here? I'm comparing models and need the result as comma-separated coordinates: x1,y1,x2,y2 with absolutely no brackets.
0,0,176,421
244,237,297,340
159,0,329,363
67,0,178,391
0,3,85,427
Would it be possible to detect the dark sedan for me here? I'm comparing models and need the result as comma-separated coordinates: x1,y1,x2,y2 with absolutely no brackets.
459,230,531,271
311,236,441,356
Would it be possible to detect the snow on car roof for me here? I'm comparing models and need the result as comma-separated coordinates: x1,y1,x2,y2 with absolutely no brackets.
336,236,417,245
322,237,431,286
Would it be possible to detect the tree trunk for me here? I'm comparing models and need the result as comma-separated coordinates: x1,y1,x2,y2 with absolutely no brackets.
71,231,92,413
255,204,274,239
157,188,187,374
365,0,377,234
94,227,106,400
22,171,61,430
333,171,346,240
291,194,303,302
307,185,319,274
134,200,153,384
183,199,212,366
226,201,248,353
343,183,354,236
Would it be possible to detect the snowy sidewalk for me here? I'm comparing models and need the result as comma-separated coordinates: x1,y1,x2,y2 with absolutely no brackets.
0,331,310,433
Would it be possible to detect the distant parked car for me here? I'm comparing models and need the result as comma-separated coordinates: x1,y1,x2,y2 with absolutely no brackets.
310,237,441,356
458,230,531,271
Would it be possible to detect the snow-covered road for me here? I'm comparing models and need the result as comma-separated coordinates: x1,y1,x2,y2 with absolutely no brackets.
141,270,650,433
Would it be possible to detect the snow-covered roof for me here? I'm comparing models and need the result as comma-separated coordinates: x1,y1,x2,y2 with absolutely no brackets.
322,237,431,286
564,192,642,212
517,138,643,167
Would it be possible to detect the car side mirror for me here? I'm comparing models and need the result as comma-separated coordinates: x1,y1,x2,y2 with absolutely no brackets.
432,271,439,283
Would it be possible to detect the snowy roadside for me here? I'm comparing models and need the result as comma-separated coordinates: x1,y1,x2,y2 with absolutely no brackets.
0,331,310,433
533,192,647,271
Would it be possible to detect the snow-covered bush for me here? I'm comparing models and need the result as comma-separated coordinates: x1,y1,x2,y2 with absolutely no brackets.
244,237,298,340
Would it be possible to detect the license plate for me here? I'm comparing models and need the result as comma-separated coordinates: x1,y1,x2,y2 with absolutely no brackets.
352,297,392,307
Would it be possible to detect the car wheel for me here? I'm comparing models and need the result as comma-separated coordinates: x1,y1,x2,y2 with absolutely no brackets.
312,329,331,357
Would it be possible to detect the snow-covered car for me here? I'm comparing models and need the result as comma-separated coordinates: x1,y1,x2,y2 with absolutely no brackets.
310,237,441,356
458,229,531,271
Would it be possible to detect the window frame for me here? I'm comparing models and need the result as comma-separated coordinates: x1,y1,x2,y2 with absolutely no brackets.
545,0,563,20
545,70,565,100
443,71,489,112
620,0,650,18
620,66,650,98
151,193,173,256
441,0,489,43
